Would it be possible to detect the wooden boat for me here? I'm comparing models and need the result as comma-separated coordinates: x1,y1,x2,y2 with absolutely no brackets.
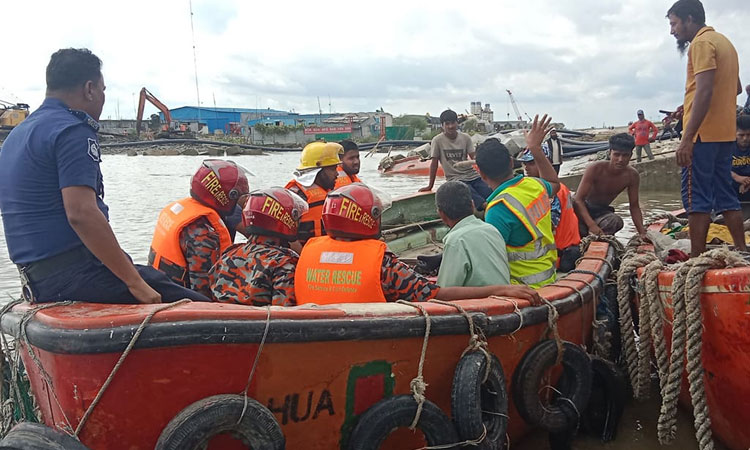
0,192,618,450
378,154,445,177
628,214,750,450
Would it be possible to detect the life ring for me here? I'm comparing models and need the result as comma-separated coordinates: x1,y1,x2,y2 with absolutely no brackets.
0,422,91,450
581,356,627,442
155,394,284,450
511,340,592,433
451,351,508,449
346,395,459,450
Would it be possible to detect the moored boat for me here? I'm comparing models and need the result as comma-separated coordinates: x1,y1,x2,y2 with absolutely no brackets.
0,192,619,449
621,215,750,450
378,154,445,177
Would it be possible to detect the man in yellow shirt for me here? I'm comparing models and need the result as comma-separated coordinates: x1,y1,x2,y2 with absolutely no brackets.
667,0,746,256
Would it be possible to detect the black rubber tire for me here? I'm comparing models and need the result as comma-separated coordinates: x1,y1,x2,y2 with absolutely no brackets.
581,356,627,442
511,340,592,433
596,284,622,362
0,422,90,450
346,395,459,450
451,351,508,449
155,394,284,450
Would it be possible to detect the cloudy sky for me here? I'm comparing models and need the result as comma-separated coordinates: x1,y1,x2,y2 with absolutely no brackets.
3,0,749,129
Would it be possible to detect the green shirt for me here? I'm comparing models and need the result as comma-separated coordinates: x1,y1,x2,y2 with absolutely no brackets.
484,174,553,247
437,215,510,287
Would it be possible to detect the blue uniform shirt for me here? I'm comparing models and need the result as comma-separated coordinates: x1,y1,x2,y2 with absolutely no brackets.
0,98,108,264
731,143,750,202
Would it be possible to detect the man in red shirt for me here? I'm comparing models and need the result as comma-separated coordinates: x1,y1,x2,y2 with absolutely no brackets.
628,109,658,163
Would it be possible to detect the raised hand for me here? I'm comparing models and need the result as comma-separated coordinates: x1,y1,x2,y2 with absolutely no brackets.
524,114,554,150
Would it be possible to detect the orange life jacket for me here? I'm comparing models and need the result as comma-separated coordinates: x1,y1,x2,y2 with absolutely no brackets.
149,197,232,287
555,183,581,251
334,167,361,189
295,236,386,305
285,179,329,240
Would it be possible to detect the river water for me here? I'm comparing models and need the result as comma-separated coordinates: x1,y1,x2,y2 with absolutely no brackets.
0,151,710,449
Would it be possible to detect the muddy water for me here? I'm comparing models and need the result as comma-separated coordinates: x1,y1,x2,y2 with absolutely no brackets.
0,152,711,449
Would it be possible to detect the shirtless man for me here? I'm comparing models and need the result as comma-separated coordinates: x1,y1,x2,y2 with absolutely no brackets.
574,133,646,237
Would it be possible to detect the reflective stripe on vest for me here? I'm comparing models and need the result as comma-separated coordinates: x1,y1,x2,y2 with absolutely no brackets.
149,197,232,286
285,179,329,239
486,177,557,289
334,167,361,189
294,236,386,305
554,183,581,250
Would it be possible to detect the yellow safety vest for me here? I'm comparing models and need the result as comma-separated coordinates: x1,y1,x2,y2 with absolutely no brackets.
486,177,557,288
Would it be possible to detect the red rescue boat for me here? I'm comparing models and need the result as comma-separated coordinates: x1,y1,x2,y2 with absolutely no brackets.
627,214,750,450
0,241,617,449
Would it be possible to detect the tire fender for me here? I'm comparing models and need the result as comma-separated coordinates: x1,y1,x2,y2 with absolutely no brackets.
0,422,91,450
155,394,284,450
581,356,627,442
511,340,592,433
451,351,508,449
346,395,459,450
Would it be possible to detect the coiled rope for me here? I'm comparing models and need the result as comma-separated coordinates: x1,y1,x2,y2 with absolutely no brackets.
616,252,656,400
657,248,747,450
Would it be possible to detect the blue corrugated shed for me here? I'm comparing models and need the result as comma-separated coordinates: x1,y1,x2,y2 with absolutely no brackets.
163,106,288,133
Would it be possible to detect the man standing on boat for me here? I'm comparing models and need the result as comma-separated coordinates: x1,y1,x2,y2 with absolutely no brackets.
418,110,492,211
628,110,658,163
517,149,581,272
285,141,343,247
334,139,362,189
434,181,510,287
149,159,250,298
573,133,645,238
295,183,540,305
667,0,747,256
545,128,564,174
475,115,559,289
0,48,208,304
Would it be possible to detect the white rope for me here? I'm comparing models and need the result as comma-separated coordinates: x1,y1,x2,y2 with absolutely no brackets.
396,300,432,430
75,299,191,436
238,305,272,424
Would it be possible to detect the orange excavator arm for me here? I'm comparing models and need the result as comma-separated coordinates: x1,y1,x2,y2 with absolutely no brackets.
136,87,173,137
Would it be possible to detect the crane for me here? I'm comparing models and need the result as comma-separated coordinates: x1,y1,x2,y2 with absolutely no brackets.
506,90,532,124
136,87,190,138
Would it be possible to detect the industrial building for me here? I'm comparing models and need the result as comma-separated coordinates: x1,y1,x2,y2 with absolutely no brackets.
165,106,288,133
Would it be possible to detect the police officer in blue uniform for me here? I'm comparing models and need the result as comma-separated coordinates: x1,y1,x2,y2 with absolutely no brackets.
0,48,208,304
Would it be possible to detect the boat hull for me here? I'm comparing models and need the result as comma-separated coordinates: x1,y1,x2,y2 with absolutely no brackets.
1,244,616,449
641,215,750,450
379,155,445,176
651,267,750,450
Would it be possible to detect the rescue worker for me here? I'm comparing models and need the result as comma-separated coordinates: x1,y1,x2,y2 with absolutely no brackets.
285,141,342,245
335,139,362,188
295,183,541,305
210,187,308,306
476,114,560,289
517,149,581,272
0,48,205,304
149,159,250,298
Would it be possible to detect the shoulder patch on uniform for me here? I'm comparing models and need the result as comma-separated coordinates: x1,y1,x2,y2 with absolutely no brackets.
87,138,101,162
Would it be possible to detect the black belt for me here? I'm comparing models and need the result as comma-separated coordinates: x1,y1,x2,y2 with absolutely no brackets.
17,246,92,284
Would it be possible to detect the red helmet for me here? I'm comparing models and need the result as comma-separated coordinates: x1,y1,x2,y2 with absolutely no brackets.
322,183,390,240
190,159,250,214
242,187,309,240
